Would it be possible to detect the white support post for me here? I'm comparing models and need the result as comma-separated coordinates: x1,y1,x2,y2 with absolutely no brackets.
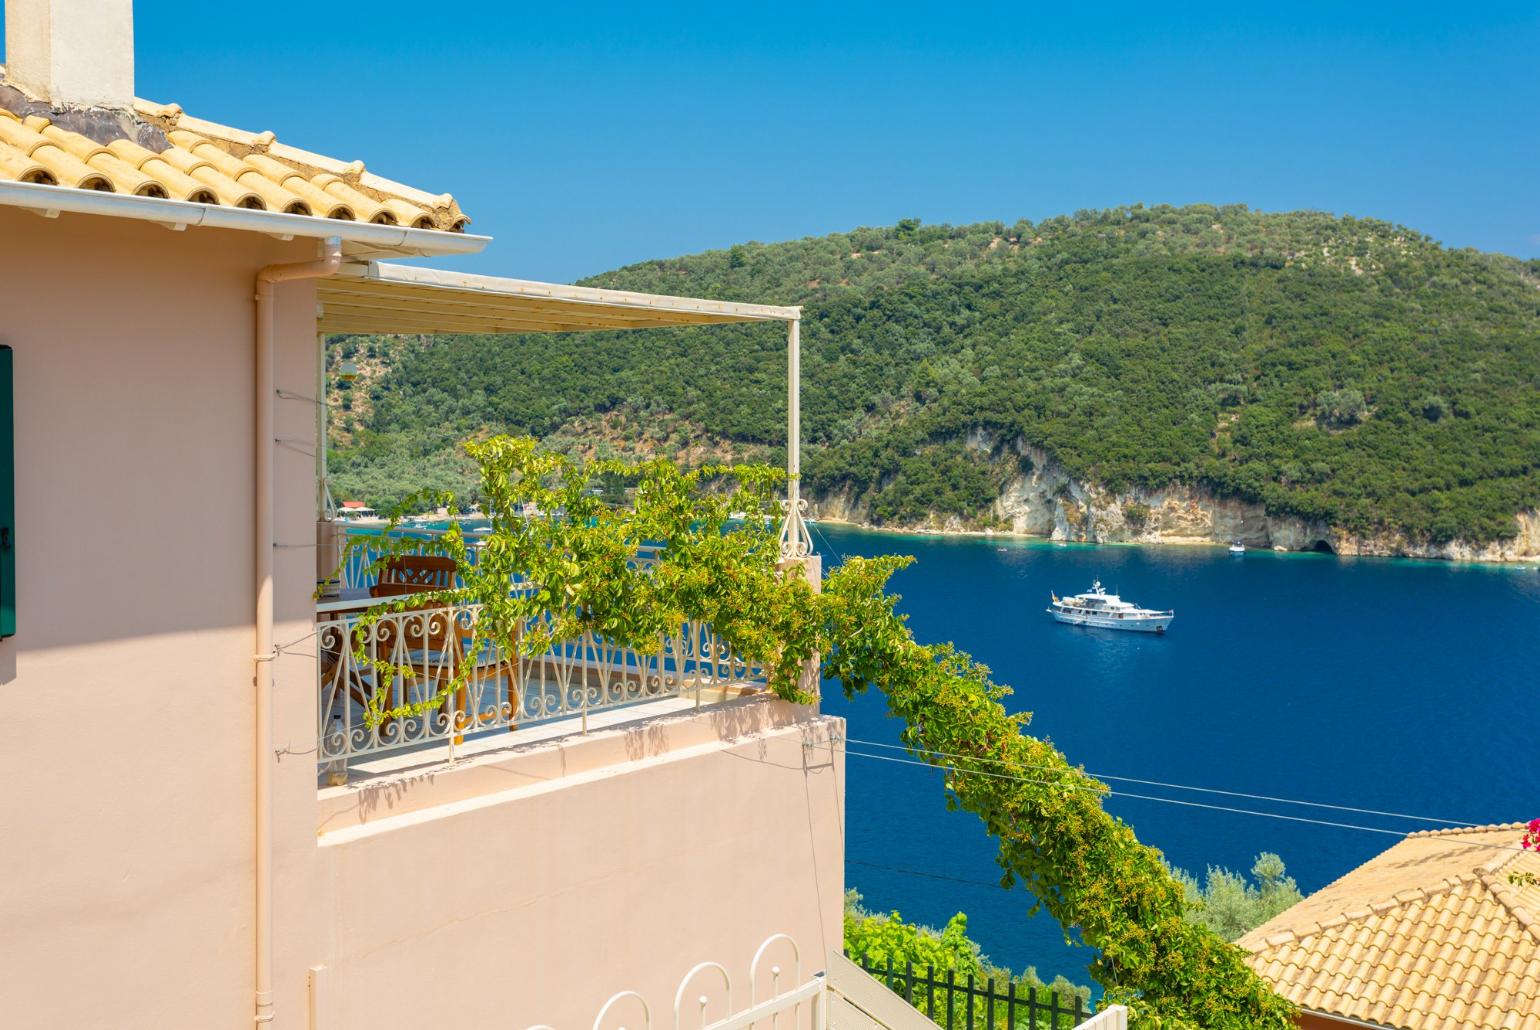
779,317,813,560
316,331,336,521
315,330,343,599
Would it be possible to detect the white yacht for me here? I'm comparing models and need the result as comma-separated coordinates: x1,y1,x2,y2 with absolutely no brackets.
1228,541,1246,555
1047,581,1174,633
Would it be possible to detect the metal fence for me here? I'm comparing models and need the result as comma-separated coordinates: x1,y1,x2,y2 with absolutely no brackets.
318,602,765,774
843,953,1092,1030
318,526,766,776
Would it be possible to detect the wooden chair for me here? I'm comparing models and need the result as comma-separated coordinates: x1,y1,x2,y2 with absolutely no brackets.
368,555,518,740
369,554,458,598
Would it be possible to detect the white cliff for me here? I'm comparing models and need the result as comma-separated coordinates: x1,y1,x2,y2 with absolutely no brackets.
814,437,1540,564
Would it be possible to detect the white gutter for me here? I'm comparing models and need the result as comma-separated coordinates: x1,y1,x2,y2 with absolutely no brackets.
253,238,343,1027
0,179,490,258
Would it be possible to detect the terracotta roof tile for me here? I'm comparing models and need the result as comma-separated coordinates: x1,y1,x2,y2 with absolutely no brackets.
1240,824,1540,1030
0,77,467,231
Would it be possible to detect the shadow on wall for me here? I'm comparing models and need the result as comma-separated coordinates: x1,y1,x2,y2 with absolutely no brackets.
320,694,830,832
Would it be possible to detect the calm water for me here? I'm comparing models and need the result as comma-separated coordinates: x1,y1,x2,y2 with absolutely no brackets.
815,523,1540,983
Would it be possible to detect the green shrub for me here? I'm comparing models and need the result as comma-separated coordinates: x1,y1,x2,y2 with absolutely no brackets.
1172,853,1303,941
1314,389,1368,429
844,890,1092,1027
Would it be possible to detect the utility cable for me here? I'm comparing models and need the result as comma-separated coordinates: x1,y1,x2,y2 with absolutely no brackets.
834,745,1524,854
847,858,1007,890
809,522,849,562
843,736,1479,828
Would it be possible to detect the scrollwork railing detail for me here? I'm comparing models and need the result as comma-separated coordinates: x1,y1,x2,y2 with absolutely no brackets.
318,601,766,773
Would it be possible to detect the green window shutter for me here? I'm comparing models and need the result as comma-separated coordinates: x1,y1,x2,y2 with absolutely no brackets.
1,345,12,638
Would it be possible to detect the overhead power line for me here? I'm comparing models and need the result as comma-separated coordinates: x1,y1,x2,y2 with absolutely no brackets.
843,736,1478,827
832,744,1523,854
847,858,1007,890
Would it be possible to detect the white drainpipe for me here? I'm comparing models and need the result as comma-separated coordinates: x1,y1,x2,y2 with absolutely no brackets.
253,238,341,1026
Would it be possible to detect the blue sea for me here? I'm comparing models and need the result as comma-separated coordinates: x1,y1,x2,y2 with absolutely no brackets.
814,522,1540,984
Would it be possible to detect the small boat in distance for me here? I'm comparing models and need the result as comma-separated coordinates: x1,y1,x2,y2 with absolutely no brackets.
1228,541,1246,555
1047,581,1174,634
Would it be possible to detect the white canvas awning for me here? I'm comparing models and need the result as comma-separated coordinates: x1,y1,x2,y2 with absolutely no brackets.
316,261,800,335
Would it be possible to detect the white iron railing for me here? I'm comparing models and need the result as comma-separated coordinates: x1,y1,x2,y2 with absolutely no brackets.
319,527,765,775
528,938,1122,1030
529,933,823,1030
317,600,765,774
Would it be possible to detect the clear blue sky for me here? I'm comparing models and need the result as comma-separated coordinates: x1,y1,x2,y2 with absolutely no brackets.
7,2,1537,281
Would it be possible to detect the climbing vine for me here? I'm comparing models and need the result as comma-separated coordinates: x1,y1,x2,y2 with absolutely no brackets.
816,558,1294,1027
339,439,1293,1028
340,436,816,727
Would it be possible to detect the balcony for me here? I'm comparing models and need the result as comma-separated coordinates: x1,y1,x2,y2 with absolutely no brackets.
316,527,770,784
302,263,815,791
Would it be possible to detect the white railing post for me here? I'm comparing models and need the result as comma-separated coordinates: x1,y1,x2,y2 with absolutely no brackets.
779,317,813,561
580,630,591,735
445,629,458,767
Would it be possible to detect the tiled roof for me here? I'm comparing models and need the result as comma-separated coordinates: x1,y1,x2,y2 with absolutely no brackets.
0,74,467,232
1239,824,1540,1030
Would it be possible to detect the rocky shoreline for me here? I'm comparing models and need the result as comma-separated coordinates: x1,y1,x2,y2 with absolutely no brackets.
812,443,1540,566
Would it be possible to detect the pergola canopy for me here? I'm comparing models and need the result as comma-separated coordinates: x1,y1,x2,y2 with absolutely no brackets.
317,261,801,336
309,259,814,561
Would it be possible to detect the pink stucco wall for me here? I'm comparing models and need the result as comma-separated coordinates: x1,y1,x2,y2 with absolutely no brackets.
0,206,845,1029
0,206,319,1029
314,700,844,1030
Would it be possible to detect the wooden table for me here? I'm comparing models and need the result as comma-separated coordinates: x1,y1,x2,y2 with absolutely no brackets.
315,587,376,618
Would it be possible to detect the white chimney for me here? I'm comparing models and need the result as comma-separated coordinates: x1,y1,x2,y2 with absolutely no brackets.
4,0,134,109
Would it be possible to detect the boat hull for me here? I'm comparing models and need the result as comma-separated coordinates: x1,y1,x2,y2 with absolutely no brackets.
1048,608,1173,633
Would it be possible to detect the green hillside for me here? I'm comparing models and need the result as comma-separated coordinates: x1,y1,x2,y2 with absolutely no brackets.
330,205,1540,544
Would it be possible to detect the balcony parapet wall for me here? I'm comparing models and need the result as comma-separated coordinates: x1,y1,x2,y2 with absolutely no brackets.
317,693,835,840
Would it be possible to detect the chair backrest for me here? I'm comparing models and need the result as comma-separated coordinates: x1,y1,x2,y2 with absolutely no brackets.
371,555,458,597
371,598,458,654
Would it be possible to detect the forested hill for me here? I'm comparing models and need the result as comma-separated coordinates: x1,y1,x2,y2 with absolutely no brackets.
330,205,1540,547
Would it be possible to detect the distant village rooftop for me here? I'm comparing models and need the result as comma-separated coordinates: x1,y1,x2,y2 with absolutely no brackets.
1241,823,1540,1030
